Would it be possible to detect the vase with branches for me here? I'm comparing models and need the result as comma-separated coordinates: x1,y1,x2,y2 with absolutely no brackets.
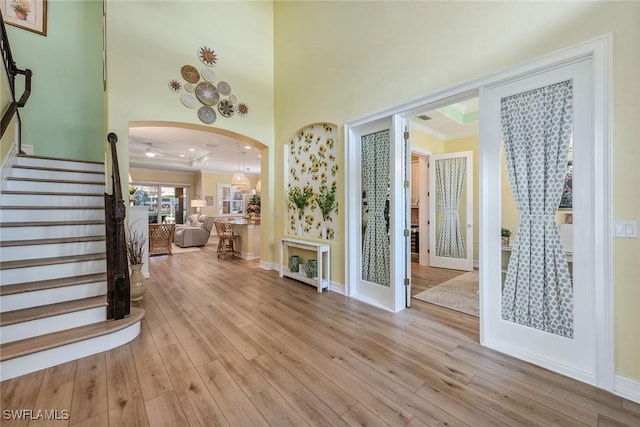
126,223,148,301
316,184,336,239
288,185,313,236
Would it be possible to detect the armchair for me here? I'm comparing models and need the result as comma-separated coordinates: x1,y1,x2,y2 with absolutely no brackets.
174,215,215,248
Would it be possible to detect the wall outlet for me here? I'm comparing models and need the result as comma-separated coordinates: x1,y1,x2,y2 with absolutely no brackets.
613,220,638,238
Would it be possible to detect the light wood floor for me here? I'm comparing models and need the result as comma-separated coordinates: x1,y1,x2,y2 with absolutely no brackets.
410,263,467,296
2,245,639,426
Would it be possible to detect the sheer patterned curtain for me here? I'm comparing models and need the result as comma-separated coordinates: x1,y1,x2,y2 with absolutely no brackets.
501,80,574,338
361,130,390,287
435,157,466,258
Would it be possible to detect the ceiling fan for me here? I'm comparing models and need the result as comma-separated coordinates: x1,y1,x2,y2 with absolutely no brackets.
141,143,163,158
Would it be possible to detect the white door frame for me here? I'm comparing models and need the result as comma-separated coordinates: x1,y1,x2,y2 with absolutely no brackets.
345,34,612,390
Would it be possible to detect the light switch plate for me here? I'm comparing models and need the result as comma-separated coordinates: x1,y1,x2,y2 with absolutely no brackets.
613,220,638,238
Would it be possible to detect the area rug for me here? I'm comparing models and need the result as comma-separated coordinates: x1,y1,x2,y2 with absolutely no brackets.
413,270,479,317
171,243,203,254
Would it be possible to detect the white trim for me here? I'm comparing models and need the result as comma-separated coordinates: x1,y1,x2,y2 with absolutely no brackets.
1,141,18,185
0,321,140,381
615,375,640,404
329,281,345,295
259,260,275,271
410,121,447,141
345,34,613,392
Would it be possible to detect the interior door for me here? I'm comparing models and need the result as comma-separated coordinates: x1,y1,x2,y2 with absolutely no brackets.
481,58,597,384
428,151,474,271
348,117,406,312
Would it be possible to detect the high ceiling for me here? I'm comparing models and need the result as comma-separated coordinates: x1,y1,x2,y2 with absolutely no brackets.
128,98,478,175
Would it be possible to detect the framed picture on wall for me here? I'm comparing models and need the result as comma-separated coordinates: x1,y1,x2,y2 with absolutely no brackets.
205,195,214,207
558,161,572,210
0,0,47,36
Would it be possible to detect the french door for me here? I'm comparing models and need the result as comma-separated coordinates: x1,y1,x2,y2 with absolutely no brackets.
428,151,474,271
347,117,406,312
481,58,599,384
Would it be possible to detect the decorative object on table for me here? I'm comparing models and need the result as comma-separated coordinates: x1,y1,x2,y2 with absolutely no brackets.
288,185,313,236
287,123,339,239
316,184,336,239
168,80,182,93
305,259,318,278
1,0,47,36
246,194,261,220
288,255,300,273
126,224,147,301
501,227,512,246
191,199,205,213
198,45,218,66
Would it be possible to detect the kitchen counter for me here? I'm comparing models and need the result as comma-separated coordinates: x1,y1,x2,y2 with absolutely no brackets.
228,220,260,259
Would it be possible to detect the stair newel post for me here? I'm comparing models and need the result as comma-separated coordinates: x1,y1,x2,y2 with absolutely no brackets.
105,132,130,320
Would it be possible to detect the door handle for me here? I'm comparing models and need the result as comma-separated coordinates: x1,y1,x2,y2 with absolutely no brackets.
467,224,472,229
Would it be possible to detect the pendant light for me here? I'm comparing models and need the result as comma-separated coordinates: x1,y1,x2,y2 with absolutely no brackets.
231,142,247,188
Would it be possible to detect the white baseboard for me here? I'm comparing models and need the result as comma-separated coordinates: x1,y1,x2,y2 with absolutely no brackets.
329,281,345,294
1,142,18,186
259,261,276,271
615,374,640,404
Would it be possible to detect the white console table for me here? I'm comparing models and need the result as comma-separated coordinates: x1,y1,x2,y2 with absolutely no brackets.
279,238,330,292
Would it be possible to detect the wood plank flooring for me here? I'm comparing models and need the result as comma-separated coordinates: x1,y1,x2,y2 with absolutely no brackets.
2,244,639,426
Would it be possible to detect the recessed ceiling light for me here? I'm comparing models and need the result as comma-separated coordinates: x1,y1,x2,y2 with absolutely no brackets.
244,146,251,150
145,151,156,158
258,154,262,158
189,148,196,152
179,154,185,157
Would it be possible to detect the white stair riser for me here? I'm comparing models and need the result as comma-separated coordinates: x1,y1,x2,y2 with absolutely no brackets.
10,168,104,183
0,241,105,262
0,281,107,313
1,260,106,286
1,306,106,344
4,180,104,193
0,194,104,207
0,224,105,240
1,209,104,223
0,322,140,381
15,157,104,173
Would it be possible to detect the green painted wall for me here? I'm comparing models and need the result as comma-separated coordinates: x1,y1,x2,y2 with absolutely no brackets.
7,0,104,161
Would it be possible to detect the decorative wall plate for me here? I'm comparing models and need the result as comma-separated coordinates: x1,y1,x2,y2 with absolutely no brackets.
201,68,216,82
198,45,218,66
218,99,235,117
217,81,231,96
237,102,249,117
184,83,195,93
195,82,219,106
168,80,182,93
198,106,217,124
180,93,198,109
181,65,200,83
228,94,237,104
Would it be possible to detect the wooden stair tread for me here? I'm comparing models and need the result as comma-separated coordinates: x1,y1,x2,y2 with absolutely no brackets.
0,308,144,362
0,253,106,270
0,235,105,248
0,273,107,296
1,296,107,326
12,165,104,175
6,177,105,185
17,153,104,165
0,220,105,227
0,205,104,210
0,190,104,197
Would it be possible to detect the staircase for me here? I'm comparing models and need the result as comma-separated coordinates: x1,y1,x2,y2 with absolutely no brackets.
0,154,143,381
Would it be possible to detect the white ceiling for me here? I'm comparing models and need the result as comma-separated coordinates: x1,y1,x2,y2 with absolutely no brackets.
129,98,477,175
410,97,479,140
129,126,262,175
